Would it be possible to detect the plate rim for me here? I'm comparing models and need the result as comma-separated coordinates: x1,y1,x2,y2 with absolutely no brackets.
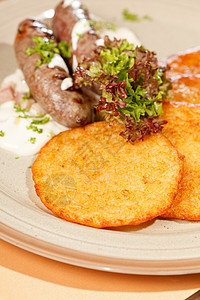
1,222,200,275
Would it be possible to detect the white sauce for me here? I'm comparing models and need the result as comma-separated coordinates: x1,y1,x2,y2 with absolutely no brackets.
1,69,29,93
95,39,104,47
63,0,74,8
72,55,78,73
71,19,91,71
0,100,67,156
74,8,86,20
36,9,55,20
71,0,81,10
61,78,73,90
48,54,69,73
48,54,74,90
71,19,91,50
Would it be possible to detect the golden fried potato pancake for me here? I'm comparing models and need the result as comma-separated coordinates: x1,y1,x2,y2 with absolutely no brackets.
32,122,183,228
164,47,200,79
170,75,200,104
160,47,200,104
161,103,200,220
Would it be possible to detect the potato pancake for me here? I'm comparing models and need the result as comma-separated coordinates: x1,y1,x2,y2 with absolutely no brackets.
161,47,200,104
170,75,200,104
32,122,183,228
164,47,200,78
162,103,200,220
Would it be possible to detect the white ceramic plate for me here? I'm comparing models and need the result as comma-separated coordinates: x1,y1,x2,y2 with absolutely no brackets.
1,0,200,275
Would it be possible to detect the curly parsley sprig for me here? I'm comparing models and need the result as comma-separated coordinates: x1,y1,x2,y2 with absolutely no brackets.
25,37,71,67
74,36,171,143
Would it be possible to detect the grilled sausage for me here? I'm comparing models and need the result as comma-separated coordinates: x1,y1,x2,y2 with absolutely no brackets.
14,18,93,128
52,0,98,71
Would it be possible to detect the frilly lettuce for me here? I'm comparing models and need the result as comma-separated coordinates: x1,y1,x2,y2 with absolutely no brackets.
74,36,171,143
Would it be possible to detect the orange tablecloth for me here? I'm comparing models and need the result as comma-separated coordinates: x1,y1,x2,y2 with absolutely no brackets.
0,238,199,300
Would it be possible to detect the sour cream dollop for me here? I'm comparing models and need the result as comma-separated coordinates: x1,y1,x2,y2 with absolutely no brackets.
0,100,67,156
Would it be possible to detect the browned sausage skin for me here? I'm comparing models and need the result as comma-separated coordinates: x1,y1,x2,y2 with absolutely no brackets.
52,0,98,71
14,18,93,128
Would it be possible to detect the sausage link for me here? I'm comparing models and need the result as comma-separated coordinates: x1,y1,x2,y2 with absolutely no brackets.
52,0,98,71
14,18,93,128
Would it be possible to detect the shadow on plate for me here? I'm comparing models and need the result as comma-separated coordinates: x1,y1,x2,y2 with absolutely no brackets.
105,219,156,232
